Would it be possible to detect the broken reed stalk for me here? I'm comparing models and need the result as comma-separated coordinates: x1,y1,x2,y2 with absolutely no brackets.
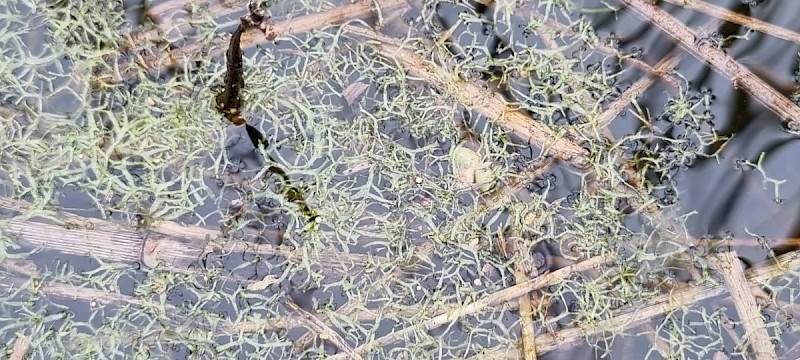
661,0,800,45
516,268,538,360
708,251,777,360
554,34,681,89
522,11,655,206
0,259,308,347
328,253,615,359
615,0,800,131
432,0,680,89
3,253,362,344
344,25,663,214
0,196,378,277
1,259,151,308
480,249,800,358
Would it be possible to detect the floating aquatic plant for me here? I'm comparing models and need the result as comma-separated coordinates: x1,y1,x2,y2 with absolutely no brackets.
0,0,798,359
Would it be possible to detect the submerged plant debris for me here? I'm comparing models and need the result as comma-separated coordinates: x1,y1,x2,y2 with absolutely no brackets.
0,0,799,359
215,1,316,220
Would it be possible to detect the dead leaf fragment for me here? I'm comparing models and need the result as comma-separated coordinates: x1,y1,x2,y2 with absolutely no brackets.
342,82,369,105
247,275,280,291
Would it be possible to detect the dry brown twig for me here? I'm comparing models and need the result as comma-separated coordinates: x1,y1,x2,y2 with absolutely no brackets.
134,0,407,73
616,0,800,131
661,0,800,45
498,229,539,360
708,251,777,360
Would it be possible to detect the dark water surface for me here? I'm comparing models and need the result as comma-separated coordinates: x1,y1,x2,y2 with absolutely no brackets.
588,0,800,264
3,0,800,359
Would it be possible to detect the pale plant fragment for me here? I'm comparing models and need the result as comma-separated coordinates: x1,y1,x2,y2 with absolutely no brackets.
342,81,369,105
246,274,280,291
9,334,30,360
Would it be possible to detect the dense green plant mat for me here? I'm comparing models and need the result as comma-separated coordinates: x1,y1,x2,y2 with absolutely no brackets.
1,0,798,358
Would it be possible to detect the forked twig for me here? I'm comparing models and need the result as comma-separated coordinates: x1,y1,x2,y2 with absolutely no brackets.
342,25,590,167
286,300,364,360
596,51,684,128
